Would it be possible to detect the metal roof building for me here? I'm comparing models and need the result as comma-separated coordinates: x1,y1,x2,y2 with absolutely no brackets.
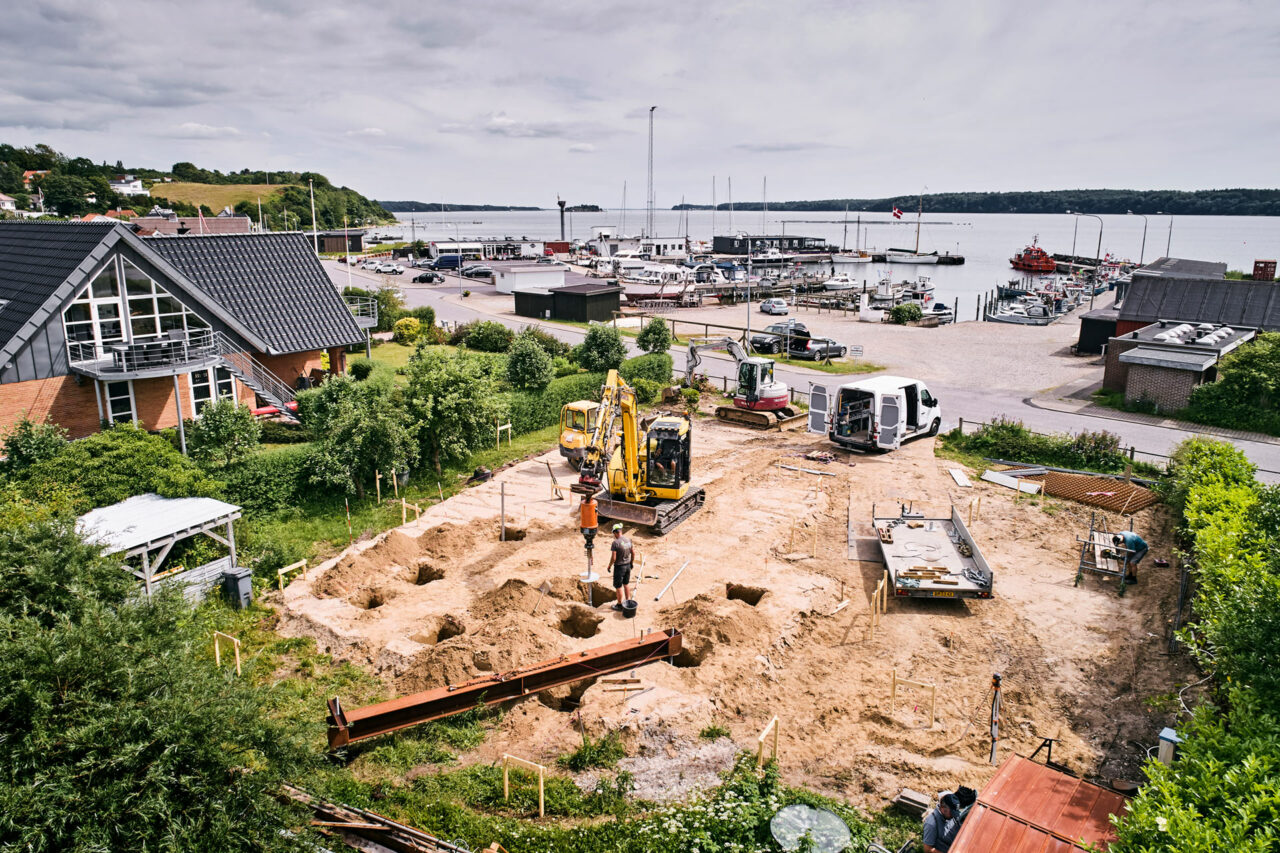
950,755,1128,852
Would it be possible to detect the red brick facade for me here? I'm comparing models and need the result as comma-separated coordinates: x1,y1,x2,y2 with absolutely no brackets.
0,374,101,438
1124,364,1204,411
1102,338,1141,391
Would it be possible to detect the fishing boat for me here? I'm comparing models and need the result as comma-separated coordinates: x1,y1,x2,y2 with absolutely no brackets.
822,273,859,292
886,191,939,264
984,301,1055,325
1010,237,1056,272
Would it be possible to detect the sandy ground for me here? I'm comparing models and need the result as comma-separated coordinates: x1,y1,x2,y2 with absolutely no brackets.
276,410,1190,808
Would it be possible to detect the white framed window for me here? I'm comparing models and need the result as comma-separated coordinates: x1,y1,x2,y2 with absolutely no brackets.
64,256,209,359
190,367,236,415
104,380,136,424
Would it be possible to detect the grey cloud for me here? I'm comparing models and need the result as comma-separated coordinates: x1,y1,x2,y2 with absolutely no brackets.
568,143,595,154
168,122,243,139
441,112,616,140
733,142,837,153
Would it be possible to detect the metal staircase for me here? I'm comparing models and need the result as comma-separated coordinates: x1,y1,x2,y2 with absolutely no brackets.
213,332,299,420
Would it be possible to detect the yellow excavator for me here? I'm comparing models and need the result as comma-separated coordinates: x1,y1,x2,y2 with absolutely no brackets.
568,370,705,535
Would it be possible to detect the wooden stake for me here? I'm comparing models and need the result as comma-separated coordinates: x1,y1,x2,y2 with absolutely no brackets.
502,753,547,818
392,470,399,498
757,715,780,767
277,559,308,590
213,631,241,676
438,481,445,503
375,470,382,504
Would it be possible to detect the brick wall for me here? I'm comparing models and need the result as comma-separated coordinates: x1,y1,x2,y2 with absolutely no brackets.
1102,338,1142,391
1116,319,1148,336
0,375,101,438
1124,364,1203,411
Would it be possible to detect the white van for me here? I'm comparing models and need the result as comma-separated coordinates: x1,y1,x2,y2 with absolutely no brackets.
808,376,942,451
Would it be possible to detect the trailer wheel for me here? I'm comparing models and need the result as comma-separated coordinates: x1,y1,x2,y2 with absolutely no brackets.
929,418,941,437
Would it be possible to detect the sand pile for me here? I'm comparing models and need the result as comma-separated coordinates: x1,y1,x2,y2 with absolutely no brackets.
396,611,568,693
664,593,773,667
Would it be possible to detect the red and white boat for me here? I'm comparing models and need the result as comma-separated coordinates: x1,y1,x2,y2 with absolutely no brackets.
1010,237,1056,273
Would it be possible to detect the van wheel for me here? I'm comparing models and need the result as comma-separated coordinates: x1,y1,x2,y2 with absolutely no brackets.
929,418,941,437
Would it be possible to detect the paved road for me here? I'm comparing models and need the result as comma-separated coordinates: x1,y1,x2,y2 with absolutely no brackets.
324,261,1280,481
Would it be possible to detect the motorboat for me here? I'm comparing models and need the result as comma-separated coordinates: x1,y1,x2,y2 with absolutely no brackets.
822,273,860,292
750,248,796,263
1010,237,1057,272
926,302,955,324
984,301,1055,325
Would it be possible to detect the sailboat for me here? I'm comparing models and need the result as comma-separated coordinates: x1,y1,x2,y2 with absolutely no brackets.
833,207,872,265
886,191,939,264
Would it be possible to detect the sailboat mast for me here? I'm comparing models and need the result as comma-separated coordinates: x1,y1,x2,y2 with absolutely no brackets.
620,181,627,235
842,205,848,252
728,177,734,233
711,176,716,239
915,191,923,254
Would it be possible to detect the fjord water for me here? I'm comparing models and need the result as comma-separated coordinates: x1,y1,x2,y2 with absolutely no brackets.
392,210,1280,314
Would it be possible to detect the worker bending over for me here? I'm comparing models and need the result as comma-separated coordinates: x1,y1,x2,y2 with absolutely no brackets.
922,793,961,853
606,523,636,611
1112,531,1149,584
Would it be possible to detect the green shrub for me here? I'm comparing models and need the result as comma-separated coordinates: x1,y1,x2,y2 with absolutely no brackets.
349,359,375,381
222,445,314,513
506,372,606,435
575,324,627,372
636,317,673,353
681,387,700,413
941,416,1143,474
393,316,421,345
558,731,625,772
406,305,436,328
187,400,261,468
1182,332,1280,435
505,334,554,391
258,420,311,445
889,303,923,324
1160,436,1256,517
699,723,730,740
465,320,515,353
419,324,448,345
517,326,571,358
632,378,661,404
1,417,68,473
552,356,578,378
448,321,476,346
619,352,673,386
345,284,404,332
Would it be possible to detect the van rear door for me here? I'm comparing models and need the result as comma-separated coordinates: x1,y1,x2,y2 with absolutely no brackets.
808,383,830,435
877,393,904,450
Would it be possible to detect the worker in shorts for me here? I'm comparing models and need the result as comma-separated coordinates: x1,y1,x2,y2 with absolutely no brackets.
1112,531,1149,584
577,493,598,553
606,523,635,611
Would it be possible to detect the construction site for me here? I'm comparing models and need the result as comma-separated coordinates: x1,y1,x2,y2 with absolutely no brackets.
277,394,1193,815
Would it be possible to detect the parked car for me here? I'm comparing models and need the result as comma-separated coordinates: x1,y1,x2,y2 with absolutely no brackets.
810,375,941,451
462,264,494,279
360,260,380,270
792,336,847,361
536,257,568,267
377,262,405,275
430,254,464,271
412,259,434,268
413,271,444,284
749,320,809,353
760,298,788,315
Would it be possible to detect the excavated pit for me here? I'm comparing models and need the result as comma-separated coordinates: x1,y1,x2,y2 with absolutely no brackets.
558,604,604,639
409,560,446,585
349,588,393,610
726,583,768,606
411,614,467,646
538,676,598,711
500,525,527,542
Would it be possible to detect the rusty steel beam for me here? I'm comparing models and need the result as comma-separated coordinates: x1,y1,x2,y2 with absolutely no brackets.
327,628,682,749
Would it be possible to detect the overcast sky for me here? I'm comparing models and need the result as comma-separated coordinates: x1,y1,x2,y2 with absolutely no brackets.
2,0,1276,207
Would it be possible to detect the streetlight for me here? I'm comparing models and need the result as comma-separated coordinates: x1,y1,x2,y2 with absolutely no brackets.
1070,213,1104,310
1127,210,1148,265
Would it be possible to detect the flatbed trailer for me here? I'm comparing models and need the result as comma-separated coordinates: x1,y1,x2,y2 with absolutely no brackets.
872,503,994,599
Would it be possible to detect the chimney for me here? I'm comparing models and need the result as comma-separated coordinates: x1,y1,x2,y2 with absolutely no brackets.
557,197,567,241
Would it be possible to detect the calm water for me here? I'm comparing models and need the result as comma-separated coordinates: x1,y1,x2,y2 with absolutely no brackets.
391,210,1280,313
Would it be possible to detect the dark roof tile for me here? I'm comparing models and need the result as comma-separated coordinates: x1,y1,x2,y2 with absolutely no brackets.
0,220,119,343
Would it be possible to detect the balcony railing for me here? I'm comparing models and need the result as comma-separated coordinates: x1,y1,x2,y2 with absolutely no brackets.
345,294,378,328
68,328,219,374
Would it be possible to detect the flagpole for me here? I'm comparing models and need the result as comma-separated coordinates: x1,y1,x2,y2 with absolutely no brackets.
344,216,353,291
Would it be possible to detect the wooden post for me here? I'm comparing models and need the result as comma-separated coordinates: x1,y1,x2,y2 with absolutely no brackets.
757,715,780,767
438,481,445,503
392,470,399,499
277,559,308,590
375,470,382,504
501,754,547,818
213,631,242,676
889,669,937,728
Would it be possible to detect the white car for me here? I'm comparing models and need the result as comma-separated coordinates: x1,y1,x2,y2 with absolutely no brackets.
377,262,405,275
760,298,788,315
360,260,379,270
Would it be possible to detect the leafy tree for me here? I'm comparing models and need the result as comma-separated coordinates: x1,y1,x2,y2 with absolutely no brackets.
506,334,554,391
0,594,313,851
406,305,436,328
349,359,375,381
296,374,416,497
405,347,505,475
575,325,627,373
1,417,67,473
636,317,673,354
0,519,132,627
187,400,262,468
38,173,94,217
0,162,22,194
515,326,570,358
19,423,222,511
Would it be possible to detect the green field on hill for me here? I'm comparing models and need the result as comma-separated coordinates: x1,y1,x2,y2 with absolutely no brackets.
149,182,288,211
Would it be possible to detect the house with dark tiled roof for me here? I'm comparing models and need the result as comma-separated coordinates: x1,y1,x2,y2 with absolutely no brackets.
0,221,376,446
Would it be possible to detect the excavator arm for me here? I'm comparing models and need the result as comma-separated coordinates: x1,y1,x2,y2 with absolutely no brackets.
685,336,752,387
578,370,643,501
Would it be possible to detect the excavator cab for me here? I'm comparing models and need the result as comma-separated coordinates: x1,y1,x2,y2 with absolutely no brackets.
643,417,692,496
737,359,775,404
558,400,599,470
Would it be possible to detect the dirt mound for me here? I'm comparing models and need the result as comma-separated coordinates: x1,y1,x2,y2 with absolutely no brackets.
312,552,379,598
666,593,772,667
377,530,424,568
417,521,487,561
397,611,567,693
474,578,548,618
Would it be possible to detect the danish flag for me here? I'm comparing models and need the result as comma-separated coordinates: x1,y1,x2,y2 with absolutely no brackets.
892,207,903,219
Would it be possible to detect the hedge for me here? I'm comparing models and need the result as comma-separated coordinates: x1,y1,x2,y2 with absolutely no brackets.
940,416,1152,475
619,352,673,386
221,445,313,513
505,372,606,435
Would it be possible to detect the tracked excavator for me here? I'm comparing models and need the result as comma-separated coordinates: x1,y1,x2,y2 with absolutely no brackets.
685,336,806,430
570,370,705,535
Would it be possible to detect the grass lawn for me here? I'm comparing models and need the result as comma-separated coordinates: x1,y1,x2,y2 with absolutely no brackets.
150,181,287,210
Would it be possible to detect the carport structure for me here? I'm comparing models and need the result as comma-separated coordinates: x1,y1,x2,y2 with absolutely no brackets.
77,493,250,605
